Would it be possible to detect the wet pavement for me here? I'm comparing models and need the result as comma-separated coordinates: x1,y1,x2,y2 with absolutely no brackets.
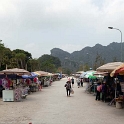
0,77,124,124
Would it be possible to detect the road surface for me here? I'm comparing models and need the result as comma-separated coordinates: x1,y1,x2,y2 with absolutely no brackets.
0,77,124,124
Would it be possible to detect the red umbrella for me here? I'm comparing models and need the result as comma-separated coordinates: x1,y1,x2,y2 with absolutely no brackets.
110,63,124,77
115,67,124,75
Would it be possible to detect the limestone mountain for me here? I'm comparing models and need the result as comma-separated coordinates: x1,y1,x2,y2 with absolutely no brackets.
50,42,123,72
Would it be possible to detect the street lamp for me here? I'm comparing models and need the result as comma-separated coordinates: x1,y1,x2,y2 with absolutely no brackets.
108,27,123,62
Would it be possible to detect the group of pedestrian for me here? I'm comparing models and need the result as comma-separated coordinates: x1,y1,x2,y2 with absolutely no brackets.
76,78,84,88
95,81,107,102
65,77,84,96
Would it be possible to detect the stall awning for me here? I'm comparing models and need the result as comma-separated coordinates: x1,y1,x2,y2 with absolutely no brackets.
0,68,30,75
34,71,48,76
96,62,123,73
110,63,124,77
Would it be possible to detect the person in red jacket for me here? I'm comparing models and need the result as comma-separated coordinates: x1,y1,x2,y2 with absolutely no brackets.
96,83,102,101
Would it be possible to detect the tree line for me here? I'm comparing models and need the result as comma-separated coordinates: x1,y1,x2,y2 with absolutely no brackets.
0,41,61,73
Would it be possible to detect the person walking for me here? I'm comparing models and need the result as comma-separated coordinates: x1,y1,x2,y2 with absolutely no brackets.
95,83,102,101
65,80,71,97
80,78,83,87
101,82,107,102
76,78,80,88
71,77,74,87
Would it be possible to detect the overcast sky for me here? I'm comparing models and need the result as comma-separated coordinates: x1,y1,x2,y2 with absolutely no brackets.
0,0,124,58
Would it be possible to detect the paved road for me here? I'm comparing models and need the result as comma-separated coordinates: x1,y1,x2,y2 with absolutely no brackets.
31,77,124,124
0,77,124,124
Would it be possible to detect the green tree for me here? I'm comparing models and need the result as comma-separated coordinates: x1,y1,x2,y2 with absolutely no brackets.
0,41,5,69
83,63,89,71
1,48,13,69
78,65,84,71
62,68,71,75
94,53,105,70
13,49,32,70
15,53,26,69
38,54,61,72
29,59,39,72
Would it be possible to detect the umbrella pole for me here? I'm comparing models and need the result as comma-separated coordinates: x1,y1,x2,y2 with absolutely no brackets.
114,77,118,99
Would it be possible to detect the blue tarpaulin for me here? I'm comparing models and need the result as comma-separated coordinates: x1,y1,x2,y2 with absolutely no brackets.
22,72,38,79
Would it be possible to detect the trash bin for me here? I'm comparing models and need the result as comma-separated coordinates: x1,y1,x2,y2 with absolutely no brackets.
116,101,123,109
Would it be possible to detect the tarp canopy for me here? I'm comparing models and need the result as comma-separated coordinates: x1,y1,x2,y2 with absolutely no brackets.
80,72,87,78
0,68,30,75
22,72,38,79
22,75,33,79
47,73,54,76
33,72,41,76
34,71,48,76
76,71,84,74
96,62,123,73
42,72,54,77
93,71,108,79
31,72,38,77
93,71,108,76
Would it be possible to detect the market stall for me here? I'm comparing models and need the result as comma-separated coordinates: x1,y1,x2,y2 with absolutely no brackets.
96,62,123,73
96,62,124,107
110,64,124,108
0,68,30,102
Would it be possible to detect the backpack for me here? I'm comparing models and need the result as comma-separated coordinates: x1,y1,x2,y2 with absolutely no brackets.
66,82,70,89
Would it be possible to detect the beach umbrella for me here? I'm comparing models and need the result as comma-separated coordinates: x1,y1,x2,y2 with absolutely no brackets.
33,72,41,76
22,72,38,79
116,67,124,74
83,70,96,78
88,75,97,79
34,71,48,76
93,71,108,79
96,62,123,73
80,72,87,78
22,75,31,79
46,73,54,76
76,71,84,74
31,72,38,77
93,71,108,76
110,63,124,77
0,68,30,75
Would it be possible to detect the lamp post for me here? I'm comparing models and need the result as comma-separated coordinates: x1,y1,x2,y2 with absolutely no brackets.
108,27,123,62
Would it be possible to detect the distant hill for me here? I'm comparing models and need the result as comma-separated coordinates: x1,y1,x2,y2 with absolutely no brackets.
50,42,124,72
